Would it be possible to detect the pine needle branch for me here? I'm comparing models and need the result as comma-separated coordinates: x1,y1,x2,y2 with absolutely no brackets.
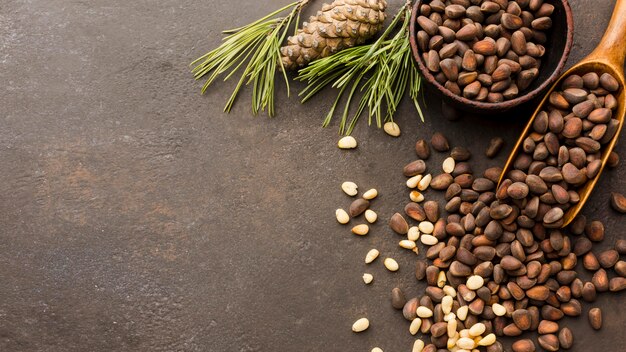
297,2,424,135
191,0,309,117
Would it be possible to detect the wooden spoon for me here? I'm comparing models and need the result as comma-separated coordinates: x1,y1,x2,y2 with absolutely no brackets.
498,0,626,227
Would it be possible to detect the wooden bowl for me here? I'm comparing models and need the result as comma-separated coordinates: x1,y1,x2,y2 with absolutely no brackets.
409,0,575,114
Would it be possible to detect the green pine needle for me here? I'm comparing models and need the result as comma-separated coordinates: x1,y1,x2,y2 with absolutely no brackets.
297,3,424,135
191,1,308,117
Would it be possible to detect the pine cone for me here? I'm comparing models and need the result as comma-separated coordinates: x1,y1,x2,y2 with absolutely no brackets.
280,0,387,70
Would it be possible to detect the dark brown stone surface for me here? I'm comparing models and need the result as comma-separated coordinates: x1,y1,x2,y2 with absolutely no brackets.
0,0,625,351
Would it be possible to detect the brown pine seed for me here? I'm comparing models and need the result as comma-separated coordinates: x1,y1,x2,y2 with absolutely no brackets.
526,285,550,300
430,173,454,190
405,202,426,222
617,240,626,255
456,23,478,40
598,249,619,268
538,320,559,334
600,72,620,92
573,237,592,256
485,137,505,158
548,110,564,133
438,26,456,43
403,297,418,320
558,327,574,349
403,159,427,176
517,68,538,90
445,81,462,95
427,50,440,72
349,198,370,217
512,339,536,352
491,77,512,92
543,207,564,224
538,334,559,352
473,39,497,56
582,281,597,302
582,72,600,89
423,201,440,223
440,42,458,59
542,305,564,321
415,139,430,159
551,184,569,204
462,50,478,71
481,1,501,13
612,192,626,213
562,75,583,89
588,307,602,330
583,252,600,270
458,71,478,87
415,260,428,280
549,92,569,109
608,151,619,167
464,81,482,98
501,255,523,271
605,93,618,110
512,309,532,330
588,124,607,141
531,16,552,30
562,163,586,186
600,119,620,144
418,16,439,36
610,277,626,292
389,213,409,234
562,88,588,104
440,59,459,81
592,269,609,292
511,31,527,55
575,136,601,153
571,278,583,297
503,83,519,100
496,37,511,57
585,220,604,242
431,132,450,152
391,287,406,309
507,182,529,199
501,13,523,29
588,108,612,123
572,100,595,118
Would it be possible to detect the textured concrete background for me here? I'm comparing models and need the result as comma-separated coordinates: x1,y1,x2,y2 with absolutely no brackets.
0,0,624,351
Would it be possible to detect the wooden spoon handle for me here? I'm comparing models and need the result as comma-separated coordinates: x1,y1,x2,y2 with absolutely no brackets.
586,0,626,68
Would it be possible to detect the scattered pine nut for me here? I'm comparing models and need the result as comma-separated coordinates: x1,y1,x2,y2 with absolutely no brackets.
335,208,350,224
338,136,357,149
362,273,373,284
384,258,399,272
416,306,433,318
341,181,358,196
406,175,422,188
352,317,369,332
417,174,432,191
409,190,424,202
365,209,378,223
363,188,378,200
442,157,455,173
365,249,380,264
407,226,420,241
412,339,424,352
383,121,401,137
409,318,422,335
399,240,416,249
352,224,369,236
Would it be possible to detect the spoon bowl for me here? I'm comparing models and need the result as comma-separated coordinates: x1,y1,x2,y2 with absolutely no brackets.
498,0,626,227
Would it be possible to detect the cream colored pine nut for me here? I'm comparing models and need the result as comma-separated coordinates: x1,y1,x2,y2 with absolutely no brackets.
365,249,380,264
335,208,350,224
